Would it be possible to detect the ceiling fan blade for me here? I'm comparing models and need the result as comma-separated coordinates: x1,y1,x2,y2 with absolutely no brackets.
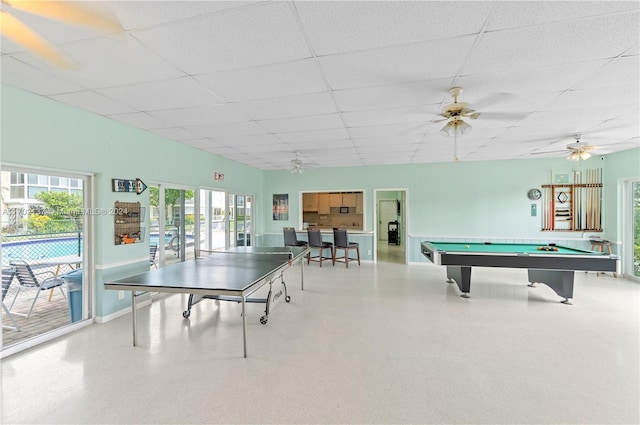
530,149,567,155
4,0,123,33
478,112,529,121
461,111,481,119
0,11,72,68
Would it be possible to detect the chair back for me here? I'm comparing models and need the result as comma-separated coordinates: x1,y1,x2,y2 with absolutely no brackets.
10,261,39,288
333,228,349,248
283,227,300,246
307,228,323,247
2,269,16,302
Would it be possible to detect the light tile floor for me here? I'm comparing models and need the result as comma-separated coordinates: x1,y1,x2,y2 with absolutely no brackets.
1,261,639,424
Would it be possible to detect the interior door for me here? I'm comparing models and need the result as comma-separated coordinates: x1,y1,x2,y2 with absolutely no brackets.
378,200,397,241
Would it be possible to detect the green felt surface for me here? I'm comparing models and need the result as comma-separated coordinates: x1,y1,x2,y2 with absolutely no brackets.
428,242,597,255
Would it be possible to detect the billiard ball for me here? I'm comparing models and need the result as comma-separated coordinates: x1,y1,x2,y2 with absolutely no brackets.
465,245,470,249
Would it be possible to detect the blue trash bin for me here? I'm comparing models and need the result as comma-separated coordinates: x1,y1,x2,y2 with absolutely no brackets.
62,269,83,323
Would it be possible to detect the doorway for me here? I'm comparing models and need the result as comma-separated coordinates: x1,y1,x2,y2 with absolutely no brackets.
229,194,252,247
374,189,407,264
1,166,91,354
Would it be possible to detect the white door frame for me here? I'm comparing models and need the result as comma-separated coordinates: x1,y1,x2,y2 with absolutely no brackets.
373,188,408,263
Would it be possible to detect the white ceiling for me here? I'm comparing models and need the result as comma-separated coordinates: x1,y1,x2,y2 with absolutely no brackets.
2,1,639,170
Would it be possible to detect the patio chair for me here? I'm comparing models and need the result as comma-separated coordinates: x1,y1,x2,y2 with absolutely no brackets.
9,260,66,319
150,243,158,268
2,268,20,331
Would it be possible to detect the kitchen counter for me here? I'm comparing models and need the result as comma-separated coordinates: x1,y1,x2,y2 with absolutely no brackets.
298,227,373,234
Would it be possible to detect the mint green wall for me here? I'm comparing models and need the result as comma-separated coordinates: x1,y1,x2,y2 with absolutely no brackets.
1,85,265,316
264,150,640,262
3,85,638,316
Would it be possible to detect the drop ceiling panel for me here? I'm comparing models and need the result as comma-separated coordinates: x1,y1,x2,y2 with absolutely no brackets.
1,1,637,170
334,81,450,112
572,56,640,90
463,12,639,75
132,2,311,74
194,58,328,102
296,1,493,55
233,92,337,121
257,113,345,133
349,122,430,138
108,112,168,130
49,91,137,115
285,139,353,153
18,35,184,89
185,121,267,138
96,77,223,111
276,128,350,143
342,105,437,127
319,37,475,91
150,127,199,141
0,58,84,95
148,104,249,127
111,1,250,30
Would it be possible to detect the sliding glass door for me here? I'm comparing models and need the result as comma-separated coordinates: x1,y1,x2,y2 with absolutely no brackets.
198,189,227,252
229,194,252,247
148,185,195,267
1,166,90,353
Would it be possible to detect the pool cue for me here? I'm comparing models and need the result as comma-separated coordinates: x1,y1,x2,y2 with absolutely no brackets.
586,169,591,229
576,170,581,230
596,167,602,230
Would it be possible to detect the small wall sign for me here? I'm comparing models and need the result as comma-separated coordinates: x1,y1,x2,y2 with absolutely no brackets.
214,172,224,181
112,178,148,194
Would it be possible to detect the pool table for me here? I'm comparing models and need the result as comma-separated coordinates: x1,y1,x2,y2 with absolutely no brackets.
421,241,620,304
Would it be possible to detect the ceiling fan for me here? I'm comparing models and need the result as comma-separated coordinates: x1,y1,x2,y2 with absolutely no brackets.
565,135,600,161
0,0,122,68
532,134,601,161
290,152,315,174
434,87,481,137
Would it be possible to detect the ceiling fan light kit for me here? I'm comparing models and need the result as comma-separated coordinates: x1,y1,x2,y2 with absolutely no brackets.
435,87,482,160
440,118,472,137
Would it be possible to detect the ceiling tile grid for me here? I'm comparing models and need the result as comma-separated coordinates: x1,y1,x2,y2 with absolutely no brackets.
1,1,638,170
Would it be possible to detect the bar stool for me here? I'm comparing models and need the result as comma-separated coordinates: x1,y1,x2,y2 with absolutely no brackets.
589,238,616,277
590,238,612,254
332,228,360,268
307,228,334,267
283,227,307,248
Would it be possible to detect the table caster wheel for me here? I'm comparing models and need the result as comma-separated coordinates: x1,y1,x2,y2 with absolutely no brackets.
285,295,291,303
183,310,190,319
260,316,268,324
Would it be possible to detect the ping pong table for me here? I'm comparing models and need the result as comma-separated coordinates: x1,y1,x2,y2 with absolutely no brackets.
104,246,309,357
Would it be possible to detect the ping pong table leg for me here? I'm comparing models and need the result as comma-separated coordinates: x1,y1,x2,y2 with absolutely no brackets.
131,291,137,346
241,296,247,358
300,257,304,291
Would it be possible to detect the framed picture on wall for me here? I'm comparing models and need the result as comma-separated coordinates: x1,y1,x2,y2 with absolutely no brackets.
273,194,289,220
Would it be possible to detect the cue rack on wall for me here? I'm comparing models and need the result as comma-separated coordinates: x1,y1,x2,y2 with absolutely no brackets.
541,168,603,232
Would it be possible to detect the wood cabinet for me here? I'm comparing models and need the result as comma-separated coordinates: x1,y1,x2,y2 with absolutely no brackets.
303,193,318,211
355,193,363,214
342,193,357,207
318,193,330,214
329,193,342,207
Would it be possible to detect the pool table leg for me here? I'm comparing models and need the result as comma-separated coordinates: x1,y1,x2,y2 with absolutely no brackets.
527,269,574,304
446,266,472,298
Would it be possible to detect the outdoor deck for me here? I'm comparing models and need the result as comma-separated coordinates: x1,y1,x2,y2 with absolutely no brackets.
2,281,72,347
